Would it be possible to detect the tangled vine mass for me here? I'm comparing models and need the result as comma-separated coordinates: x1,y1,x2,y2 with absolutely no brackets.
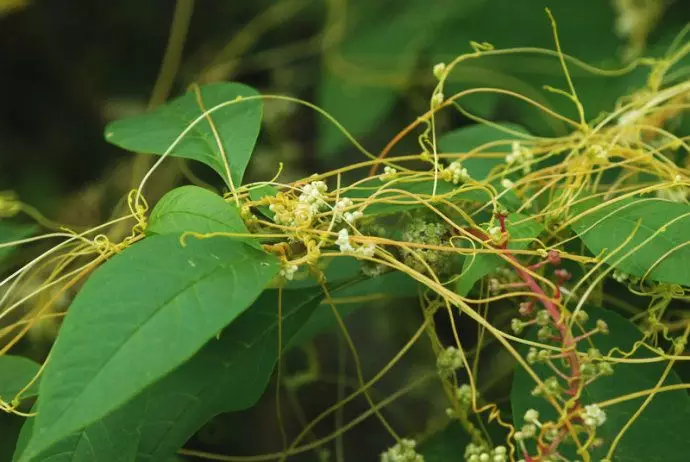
2,8,690,462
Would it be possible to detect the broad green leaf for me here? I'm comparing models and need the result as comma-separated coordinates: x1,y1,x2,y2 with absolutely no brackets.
511,307,690,461
0,222,37,266
147,185,260,249
455,213,543,296
20,235,278,461
419,422,471,461
0,355,40,402
104,83,261,187
438,123,531,180
570,197,690,286
15,287,324,462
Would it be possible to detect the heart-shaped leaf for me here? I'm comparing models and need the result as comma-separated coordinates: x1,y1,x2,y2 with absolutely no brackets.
105,83,261,187
19,235,277,461
15,287,323,461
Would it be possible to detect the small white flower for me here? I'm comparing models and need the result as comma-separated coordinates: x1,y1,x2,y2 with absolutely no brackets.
336,228,376,258
612,269,629,283
582,404,606,428
298,180,329,213
344,210,363,224
336,228,355,253
488,226,502,243
443,161,471,184
501,178,514,190
524,409,540,424
380,166,398,181
279,264,299,281
334,197,353,215
506,142,533,174
333,197,364,224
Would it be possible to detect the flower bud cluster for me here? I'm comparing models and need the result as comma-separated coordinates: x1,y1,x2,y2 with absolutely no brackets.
506,142,534,174
333,197,363,224
464,443,507,462
269,180,329,227
380,439,424,462
436,346,463,378
401,217,454,276
335,228,375,258
442,161,471,185
581,404,606,428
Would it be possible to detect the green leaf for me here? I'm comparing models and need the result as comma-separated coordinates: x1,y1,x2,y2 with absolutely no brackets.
438,123,531,180
419,422,471,461
104,83,261,187
511,307,690,461
0,355,40,402
570,197,690,286
147,185,260,249
455,213,543,296
20,235,278,461
0,222,37,266
15,287,324,462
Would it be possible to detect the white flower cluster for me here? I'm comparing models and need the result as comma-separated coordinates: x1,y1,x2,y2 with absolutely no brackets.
611,269,640,284
380,439,424,462
279,263,299,281
335,228,375,258
333,197,363,224
380,166,398,181
464,443,507,462
436,346,463,378
269,180,329,227
442,161,471,185
299,180,328,210
506,142,534,174
524,409,540,424
581,404,606,428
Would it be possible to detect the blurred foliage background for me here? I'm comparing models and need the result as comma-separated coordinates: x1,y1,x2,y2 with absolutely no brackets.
1,0,689,460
